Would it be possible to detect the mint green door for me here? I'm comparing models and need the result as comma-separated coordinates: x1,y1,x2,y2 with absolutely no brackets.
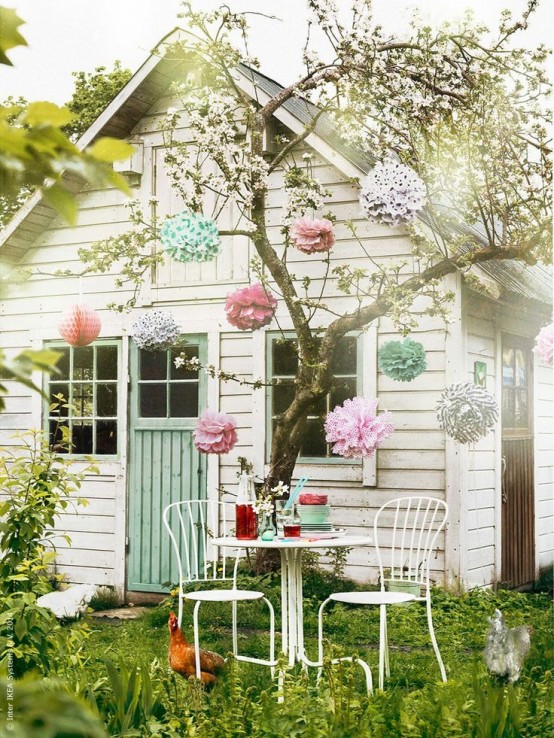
127,337,207,592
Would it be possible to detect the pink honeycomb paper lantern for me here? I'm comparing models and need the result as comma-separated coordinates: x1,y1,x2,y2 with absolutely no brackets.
290,216,335,254
58,304,101,347
533,323,553,366
193,408,238,454
324,396,394,459
225,282,277,331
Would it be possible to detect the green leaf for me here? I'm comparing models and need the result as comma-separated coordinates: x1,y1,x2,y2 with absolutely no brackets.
0,6,27,66
42,182,78,224
25,101,75,127
17,348,61,373
14,616,27,640
87,137,134,163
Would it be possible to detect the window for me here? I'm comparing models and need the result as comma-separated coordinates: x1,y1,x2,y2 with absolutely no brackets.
267,334,359,460
47,343,119,455
137,346,200,419
502,336,532,433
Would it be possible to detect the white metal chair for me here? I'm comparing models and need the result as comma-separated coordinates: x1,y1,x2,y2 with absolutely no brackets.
318,496,448,690
163,500,276,680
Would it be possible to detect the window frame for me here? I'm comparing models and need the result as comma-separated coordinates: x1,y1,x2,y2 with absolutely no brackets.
43,340,121,459
265,331,364,465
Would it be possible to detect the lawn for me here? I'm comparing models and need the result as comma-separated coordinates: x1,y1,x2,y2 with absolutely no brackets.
73,570,554,737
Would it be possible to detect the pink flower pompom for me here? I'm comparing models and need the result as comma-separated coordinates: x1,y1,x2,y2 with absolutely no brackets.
533,323,554,366
324,397,394,459
225,282,277,331
193,409,238,455
290,216,335,254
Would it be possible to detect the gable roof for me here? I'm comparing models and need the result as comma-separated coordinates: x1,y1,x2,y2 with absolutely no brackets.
1,31,551,307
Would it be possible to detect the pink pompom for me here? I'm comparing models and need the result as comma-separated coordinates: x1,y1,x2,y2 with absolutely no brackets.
533,323,554,366
290,216,335,254
58,304,101,347
225,282,277,331
193,408,238,454
324,396,394,459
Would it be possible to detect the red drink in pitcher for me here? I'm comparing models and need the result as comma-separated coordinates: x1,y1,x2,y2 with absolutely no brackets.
236,504,258,540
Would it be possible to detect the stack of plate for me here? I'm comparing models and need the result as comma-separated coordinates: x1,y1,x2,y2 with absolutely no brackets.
300,521,333,532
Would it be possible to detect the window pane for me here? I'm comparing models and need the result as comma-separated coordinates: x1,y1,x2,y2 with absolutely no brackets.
273,339,298,376
331,377,357,409
73,347,93,381
514,389,528,428
171,346,199,380
140,350,167,380
140,384,167,417
515,349,526,387
97,346,118,380
273,382,295,415
502,391,515,428
332,336,357,375
96,420,117,454
73,384,93,417
97,384,117,417
502,348,514,386
71,421,93,454
55,348,70,380
49,383,69,416
300,418,327,457
170,383,199,417
49,421,68,453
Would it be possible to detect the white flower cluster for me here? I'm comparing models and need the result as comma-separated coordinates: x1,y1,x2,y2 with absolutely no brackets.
359,160,426,226
271,481,289,497
174,355,200,370
131,311,181,352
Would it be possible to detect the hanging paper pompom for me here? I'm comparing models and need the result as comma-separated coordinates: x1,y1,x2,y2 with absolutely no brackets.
131,311,181,352
160,211,221,263
532,323,553,366
225,282,277,331
324,396,394,459
193,408,238,454
58,304,101,347
359,159,426,226
436,382,499,444
379,337,427,382
290,216,335,254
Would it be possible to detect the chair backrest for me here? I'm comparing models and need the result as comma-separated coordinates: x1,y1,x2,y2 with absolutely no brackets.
163,500,235,586
374,496,448,589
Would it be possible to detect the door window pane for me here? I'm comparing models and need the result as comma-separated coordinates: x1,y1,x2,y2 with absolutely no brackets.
170,384,199,417
140,384,167,417
56,348,70,380
72,421,93,454
273,339,298,376
140,351,167,380
49,383,69,415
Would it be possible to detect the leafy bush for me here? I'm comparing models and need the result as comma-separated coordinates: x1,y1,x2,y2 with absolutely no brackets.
0,428,97,677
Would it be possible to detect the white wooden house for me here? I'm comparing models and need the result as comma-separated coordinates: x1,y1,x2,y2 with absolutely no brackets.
0,39,552,599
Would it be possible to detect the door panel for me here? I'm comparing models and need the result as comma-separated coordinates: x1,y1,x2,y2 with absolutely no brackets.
501,333,535,589
127,337,207,592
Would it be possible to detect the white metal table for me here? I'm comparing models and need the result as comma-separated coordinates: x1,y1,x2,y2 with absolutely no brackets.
213,534,374,690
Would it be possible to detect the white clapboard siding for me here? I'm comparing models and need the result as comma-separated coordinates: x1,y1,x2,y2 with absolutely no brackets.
534,359,554,570
464,307,498,587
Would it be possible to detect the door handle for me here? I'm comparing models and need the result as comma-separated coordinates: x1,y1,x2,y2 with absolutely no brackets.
501,455,507,503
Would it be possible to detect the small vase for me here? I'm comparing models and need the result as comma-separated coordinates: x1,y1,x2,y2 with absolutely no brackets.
259,512,277,541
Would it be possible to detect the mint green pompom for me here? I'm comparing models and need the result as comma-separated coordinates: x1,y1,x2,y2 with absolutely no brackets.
379,337,426,382
161,211,221,263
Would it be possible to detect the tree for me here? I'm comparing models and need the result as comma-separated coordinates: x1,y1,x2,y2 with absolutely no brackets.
65,61,132,141
78,0,551,491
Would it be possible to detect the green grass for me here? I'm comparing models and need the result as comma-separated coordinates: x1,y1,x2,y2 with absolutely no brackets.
69,572,554,737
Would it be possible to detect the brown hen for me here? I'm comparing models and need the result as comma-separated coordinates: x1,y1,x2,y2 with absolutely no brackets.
168,612,225,686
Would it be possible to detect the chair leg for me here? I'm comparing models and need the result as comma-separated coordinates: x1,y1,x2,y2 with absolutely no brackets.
177,587,184,628
263,596,276,678
317,598,331,682
232,601,238,656
426,598,447,682
383,611,390,678
193,601,202,681
378,604,387,690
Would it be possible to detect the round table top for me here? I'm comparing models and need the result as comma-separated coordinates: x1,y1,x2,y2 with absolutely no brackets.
212,534,372,549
